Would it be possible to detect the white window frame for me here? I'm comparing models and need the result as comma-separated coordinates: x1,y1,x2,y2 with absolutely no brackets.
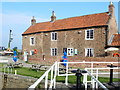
85,29,94,40
51,48,57,56
51,32,57,41
67,48,74,56
85,48,94,57
30,37,35,46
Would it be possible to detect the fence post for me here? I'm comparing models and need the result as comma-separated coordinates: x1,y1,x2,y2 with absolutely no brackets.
57,62,59,76
96,69,98,89
15,70,17,75
84,68,88,90
51,66,53,85
45,74,48,90
91,63,93,86
65,62,68,85
53,62,57,89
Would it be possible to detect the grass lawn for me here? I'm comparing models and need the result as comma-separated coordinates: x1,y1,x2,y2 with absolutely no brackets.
0,66,120,84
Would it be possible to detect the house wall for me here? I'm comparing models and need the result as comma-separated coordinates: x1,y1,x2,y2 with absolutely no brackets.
107,15,118,44
22,26,107,64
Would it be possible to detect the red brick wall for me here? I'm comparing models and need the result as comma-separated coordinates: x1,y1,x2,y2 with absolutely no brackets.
27,55,119,67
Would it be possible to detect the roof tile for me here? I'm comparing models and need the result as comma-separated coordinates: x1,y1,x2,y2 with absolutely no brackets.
23,12,110,35
110,34,120,46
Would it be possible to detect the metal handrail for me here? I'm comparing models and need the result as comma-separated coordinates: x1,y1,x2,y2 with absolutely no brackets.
58,61,119,84
0,60,8,63
87,70,108,90
29,61,119,90
28,61,57,90
84,67,119,90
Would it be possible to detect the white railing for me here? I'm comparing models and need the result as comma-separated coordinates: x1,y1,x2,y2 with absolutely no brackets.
3,66,13,74
29,61,119,90
84,67,119,89
0,60,8,63
85,70,108,90
57,61,119,85
28,61,57,90
0,60,12,74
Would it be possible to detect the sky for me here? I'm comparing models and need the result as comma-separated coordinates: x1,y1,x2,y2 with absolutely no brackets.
0,1,119,49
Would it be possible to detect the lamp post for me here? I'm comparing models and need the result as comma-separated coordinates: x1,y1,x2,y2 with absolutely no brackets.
8,30,13,51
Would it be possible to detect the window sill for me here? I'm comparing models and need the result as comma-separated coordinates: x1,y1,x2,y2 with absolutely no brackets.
51,40,57,41
30,44,35,46
85,39,94,40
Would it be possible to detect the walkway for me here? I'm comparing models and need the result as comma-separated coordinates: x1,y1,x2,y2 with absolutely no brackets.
0,56,32,68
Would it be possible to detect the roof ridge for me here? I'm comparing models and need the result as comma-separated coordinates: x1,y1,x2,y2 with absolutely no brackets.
58,12,109,20
36,12,109,24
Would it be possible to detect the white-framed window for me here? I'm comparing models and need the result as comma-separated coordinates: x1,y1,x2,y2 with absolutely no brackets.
30,50,34,55
67,48,74,56
51,32,57,41
30,37,35,45
85,48,94,57
85,29,94,40
51,48,57,56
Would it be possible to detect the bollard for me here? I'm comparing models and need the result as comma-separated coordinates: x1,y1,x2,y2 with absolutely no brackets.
75,69,83,90
107,64,117,85
3,74,7,88
15,70,17,75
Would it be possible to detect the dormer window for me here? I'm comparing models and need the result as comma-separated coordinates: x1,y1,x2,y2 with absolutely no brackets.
51,32,57,41
85,29,94,40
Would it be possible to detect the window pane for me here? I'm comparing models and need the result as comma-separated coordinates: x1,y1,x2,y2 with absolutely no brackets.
55,33,57,40
55,48,57,56
31,38,34,44
90,30,93,39
52,32,57,40
68,49,70,55
90,49,92,57
87,49,89,57
51,48,57,56
63,48,67,53
52,33,54,40
52,49,54,56
87,30,90,38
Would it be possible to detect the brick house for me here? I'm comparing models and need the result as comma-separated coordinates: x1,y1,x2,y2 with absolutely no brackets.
22,2,118,64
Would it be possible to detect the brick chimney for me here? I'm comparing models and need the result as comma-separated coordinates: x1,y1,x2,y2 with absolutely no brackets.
51,11,56,22
108,1,114,16
31,16,36,25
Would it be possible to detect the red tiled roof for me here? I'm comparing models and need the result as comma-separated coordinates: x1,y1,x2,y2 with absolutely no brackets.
22,12,110,35
110,34,120,46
